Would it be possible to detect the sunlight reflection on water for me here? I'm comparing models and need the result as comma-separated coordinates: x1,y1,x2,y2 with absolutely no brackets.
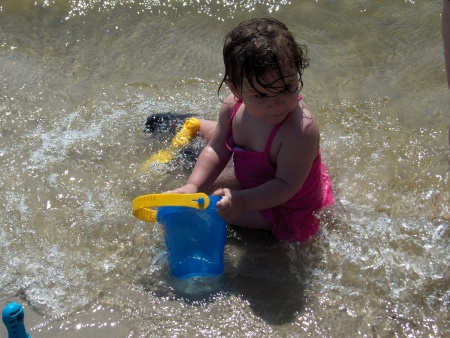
0,0,449,337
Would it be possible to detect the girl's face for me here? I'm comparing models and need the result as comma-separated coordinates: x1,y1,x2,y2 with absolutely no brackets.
230,68,300,125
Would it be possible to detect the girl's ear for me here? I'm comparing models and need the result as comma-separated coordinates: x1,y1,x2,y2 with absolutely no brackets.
225,80,242,100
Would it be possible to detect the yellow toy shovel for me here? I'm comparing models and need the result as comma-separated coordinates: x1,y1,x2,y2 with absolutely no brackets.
141,118,200,171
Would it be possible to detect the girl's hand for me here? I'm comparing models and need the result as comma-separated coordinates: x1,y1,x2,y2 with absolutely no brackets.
165,183,198,194
213,188,244,222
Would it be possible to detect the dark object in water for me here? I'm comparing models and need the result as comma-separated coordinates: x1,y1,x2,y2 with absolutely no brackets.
143,113,201,171
145,113,194,133
179,148,201,170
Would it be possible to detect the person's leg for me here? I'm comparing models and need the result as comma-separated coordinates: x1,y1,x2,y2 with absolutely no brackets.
198,119,217,142
231,211,273,230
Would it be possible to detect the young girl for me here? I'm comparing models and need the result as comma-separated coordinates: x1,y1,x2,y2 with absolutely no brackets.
171,18,334,242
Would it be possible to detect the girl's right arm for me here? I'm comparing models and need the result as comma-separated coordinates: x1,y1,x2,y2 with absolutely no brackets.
172,95,235,194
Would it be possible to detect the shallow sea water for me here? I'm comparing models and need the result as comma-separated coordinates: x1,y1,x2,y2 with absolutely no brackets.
0,0,449,337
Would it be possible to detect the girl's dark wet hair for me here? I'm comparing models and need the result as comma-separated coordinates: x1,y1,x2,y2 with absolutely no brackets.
218,18,310,97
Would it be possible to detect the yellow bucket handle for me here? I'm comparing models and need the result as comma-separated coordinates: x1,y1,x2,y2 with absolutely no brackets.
132,193,210,222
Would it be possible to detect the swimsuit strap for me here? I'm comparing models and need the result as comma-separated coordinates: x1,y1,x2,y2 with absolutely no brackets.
264,123,282,163
228,99,243,128
264,96,302,160
226,99,242,151
228,96,302,158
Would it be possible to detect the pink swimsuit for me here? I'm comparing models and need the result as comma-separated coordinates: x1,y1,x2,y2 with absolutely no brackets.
226,99,334,242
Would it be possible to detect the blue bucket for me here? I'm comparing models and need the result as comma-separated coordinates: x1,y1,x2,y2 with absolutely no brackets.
156,195,227,279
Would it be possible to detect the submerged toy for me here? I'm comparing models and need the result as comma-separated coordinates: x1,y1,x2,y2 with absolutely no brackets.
141,117,200,171
144,113,193,133
2,302,31,338
132,193,226,278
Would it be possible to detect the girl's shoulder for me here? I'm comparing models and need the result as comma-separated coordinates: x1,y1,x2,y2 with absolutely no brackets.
216,94,238,130
218,94,239,122
276,100,320,154
299,99,315,122
285,100,318,136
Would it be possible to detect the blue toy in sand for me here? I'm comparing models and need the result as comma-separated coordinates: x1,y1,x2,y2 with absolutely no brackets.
2,302,31,338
